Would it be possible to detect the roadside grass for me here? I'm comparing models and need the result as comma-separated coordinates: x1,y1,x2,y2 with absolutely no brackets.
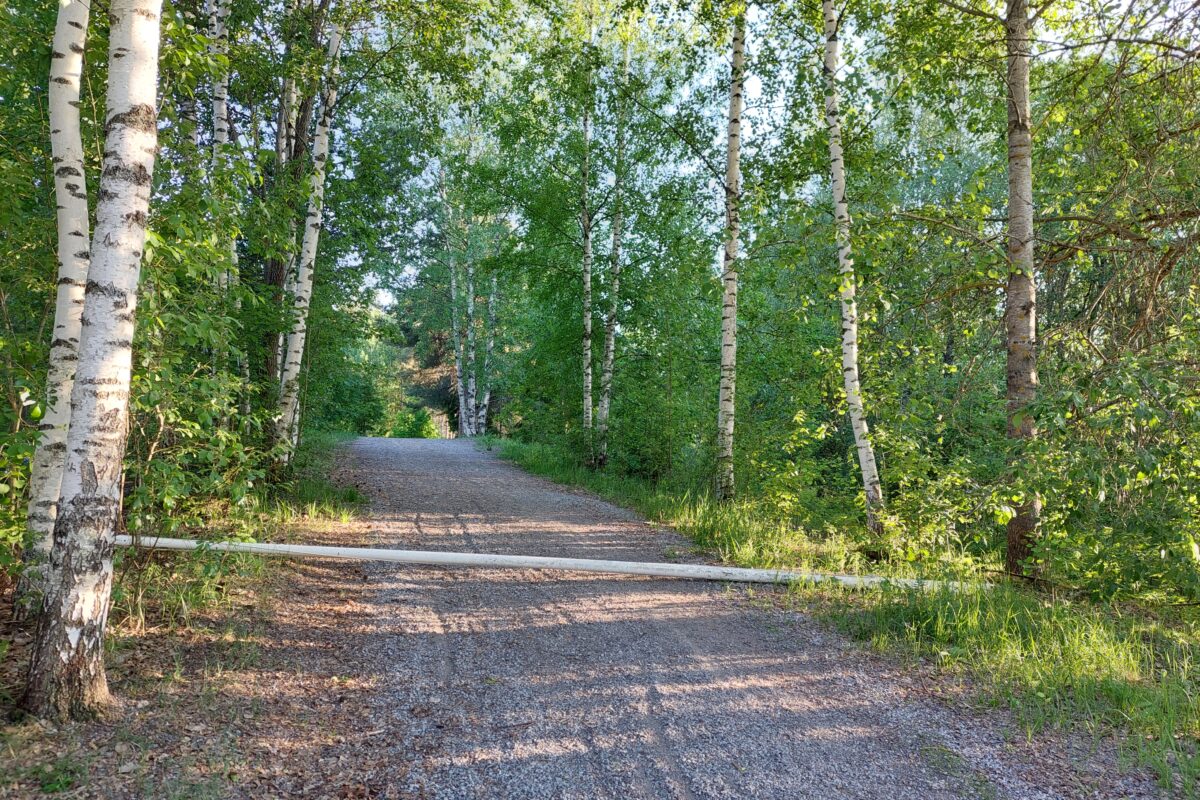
110,429,364,631
1,431,364,797
492,436,1200,795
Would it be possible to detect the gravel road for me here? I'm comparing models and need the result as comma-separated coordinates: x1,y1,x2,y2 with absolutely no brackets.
286,436,1159,800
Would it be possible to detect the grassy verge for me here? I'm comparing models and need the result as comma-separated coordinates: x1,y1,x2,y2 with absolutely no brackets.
110,429,364,631
492,436,1200,794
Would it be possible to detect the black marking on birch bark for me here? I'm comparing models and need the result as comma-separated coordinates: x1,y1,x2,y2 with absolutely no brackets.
85,281,130,306
59,275,87,286
102,162,152,186
108,103,156,133
80,460,98,495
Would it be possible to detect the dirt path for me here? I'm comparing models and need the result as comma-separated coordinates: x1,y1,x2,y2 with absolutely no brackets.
1,437,1161,799
295,437,1154,800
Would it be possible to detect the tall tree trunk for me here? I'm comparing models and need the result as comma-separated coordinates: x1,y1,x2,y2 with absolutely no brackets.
267,0,298,385
580,90,594,437
450,259,470,436
476,273,498,434
207,0,249,417
22,0,162,721
465,260,478,434
21,0,92,611
1004,0,1040,575
596,38,630,470
277,24,342,456
822,0,885,536
209,0,232,295
441,172,470,437
715,13,744,501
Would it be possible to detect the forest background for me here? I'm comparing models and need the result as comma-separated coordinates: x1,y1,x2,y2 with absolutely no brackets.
0,0,1198,789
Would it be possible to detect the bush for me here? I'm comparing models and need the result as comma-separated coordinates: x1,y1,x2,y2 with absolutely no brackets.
387,406,439,439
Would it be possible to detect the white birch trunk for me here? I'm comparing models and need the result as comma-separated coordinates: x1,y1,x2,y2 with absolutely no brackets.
269,75,295,386
208,0,234,292
22,0,162,720
823,0,884,535
22,0,92,606
276,24,342,455
207,0,249,417
441,174,471,437
715,15,744,501
580,98,594,436
465,260,478,434
1004,0,1040,574
450,259,470,436
596,39,630,468
476,273,498,434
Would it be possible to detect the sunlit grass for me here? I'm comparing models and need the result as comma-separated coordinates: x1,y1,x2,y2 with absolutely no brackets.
266,429,365,526
809,582,1200,793
111,429,363,631
493,435,1200,795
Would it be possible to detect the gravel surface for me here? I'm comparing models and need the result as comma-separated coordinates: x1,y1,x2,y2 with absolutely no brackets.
311,437,1161,800
0,436,1163,799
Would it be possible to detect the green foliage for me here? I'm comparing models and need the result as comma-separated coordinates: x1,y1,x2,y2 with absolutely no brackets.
387,406,440,439
30,755,86,794
817,583,1200,793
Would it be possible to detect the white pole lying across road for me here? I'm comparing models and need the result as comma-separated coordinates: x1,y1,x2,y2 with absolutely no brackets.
113,535,973,591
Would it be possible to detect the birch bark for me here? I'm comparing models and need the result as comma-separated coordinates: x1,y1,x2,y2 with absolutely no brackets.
277,24,343,454
441,172,471,437
268,0,299,385
715,14,744,501
822,0,884,535
208,0,235,293
450,259,470,436
476,273,498,434
1004,0,1040,574
580,90,594,435
465,260,478,433
22,0,92,606
22,0,162,720
597,38,630,469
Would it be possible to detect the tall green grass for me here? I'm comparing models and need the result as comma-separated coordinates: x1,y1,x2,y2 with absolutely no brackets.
111,430,364,630
493,436,1200,794
820,583,1199,792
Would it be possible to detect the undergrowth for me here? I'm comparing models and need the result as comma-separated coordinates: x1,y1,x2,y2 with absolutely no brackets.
493,435,1200,795
110,429,363,631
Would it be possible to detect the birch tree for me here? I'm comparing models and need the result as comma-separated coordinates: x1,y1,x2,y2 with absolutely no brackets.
1002,0,1040,575
476,273,498,433
822,0,884,535
449,257,471,435
596,35,630,469
465,259,478,430
277,23,344,454
21,0,92,609
715,12,744,501
22,0,163,720
208,0,236,294
441,171,472,436
580,62,595,438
